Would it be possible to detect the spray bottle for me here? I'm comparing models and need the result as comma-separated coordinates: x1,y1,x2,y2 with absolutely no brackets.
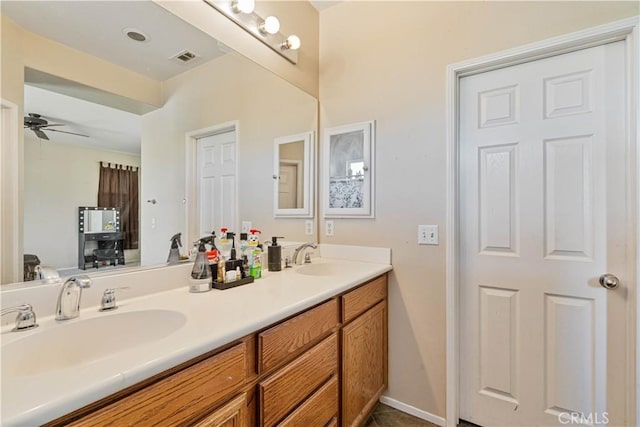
189,235,214,293
167,233,182,263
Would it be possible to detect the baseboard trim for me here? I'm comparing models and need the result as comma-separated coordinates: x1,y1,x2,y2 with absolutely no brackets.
379,396,446,427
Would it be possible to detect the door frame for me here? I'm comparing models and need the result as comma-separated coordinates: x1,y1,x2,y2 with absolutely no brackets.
445,16,640,427
184,120,239,245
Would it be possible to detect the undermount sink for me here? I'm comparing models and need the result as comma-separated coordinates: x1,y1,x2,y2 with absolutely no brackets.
2,309,186,378
295,262,344,277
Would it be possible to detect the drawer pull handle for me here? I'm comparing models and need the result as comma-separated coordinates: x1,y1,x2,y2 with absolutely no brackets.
227,376,233,381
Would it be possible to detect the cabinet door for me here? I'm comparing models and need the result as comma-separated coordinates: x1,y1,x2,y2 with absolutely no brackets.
342,301,386,427
192,393,246,427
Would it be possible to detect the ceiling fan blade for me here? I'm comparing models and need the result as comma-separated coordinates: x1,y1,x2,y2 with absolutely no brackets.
33,129,49,140
46,128,89,138
39,124,65,128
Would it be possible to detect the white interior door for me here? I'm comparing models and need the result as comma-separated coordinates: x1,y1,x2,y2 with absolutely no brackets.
278,163,299,209
196,130,236,237
460,41,628,426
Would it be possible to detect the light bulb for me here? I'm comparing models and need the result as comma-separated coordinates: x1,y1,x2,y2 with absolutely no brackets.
259,16,280,35
282,34,301,50
232,0,254,14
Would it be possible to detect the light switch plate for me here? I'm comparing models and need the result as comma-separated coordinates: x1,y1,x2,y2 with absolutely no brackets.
305,220,313,235
418,225,438,245
325,220,334,236
241,221,252,233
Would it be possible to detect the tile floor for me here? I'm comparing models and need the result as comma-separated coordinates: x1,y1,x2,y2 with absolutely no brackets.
365,403,480,427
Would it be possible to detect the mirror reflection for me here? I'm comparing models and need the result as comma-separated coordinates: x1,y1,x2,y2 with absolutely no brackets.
2,1,318,285
274,132,313,217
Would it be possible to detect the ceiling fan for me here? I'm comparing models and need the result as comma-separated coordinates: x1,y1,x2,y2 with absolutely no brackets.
24,113,89,140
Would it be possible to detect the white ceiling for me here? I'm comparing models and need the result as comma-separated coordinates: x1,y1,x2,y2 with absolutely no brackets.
1,0,226,81
309,0,343,12
24,85,141,154
3,0,231,155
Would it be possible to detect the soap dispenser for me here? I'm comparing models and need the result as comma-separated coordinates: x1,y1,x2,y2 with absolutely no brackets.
190,235,214,293
267,236,284,271
167,233,182,263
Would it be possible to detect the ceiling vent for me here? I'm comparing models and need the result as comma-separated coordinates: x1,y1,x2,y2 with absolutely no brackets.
171,50,199,64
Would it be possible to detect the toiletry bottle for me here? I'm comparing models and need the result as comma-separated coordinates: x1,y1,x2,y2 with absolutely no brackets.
227,231,236,260
189,235,214,292
267,236,284,271
219,227,232,259
167,232,182,263
217,255,226,283
239,233,248,257
247,228,262,279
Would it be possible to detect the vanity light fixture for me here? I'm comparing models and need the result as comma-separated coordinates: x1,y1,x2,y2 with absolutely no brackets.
259,16,280,35
281,34,301,51
203,0,299,64
231,0,254,14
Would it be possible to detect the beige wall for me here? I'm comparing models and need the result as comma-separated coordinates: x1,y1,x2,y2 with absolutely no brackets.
141,52,317,265
23,137,140,269
318,1,639,419
155,0,319,97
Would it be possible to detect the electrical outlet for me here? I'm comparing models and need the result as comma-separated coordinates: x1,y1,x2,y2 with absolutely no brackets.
305,220,313,235
325,220,335,236
241,221,252,233
418,225,438,245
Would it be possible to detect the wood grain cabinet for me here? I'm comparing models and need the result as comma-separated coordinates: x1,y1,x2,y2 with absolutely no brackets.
48,274,388,427
341,276,388,427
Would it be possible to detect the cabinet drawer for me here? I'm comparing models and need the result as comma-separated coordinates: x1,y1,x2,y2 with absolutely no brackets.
278,375,338,427
259,333,338,427
70,342,246,426
342,275,387,323
192,393,246,427
259,299,338,373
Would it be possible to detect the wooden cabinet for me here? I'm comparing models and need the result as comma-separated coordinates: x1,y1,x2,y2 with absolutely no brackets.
341,277,388,427
192,393,247,427
55,341,249,427
258,299,338,374
259,333,338,426
48,274,388,427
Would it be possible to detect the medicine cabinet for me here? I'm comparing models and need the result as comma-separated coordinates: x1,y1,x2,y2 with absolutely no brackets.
322,121,375,218
273,131,314,218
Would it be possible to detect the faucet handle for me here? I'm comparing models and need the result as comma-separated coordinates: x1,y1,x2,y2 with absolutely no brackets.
99,287,130,312
1,304,38,331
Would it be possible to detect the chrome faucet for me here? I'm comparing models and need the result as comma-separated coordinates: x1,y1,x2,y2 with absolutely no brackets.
56,276,92,320
1,304,38,331
292,242,317,265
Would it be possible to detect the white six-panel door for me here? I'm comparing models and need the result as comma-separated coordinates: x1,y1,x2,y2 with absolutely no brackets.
460,41,627,426
196,130,237,237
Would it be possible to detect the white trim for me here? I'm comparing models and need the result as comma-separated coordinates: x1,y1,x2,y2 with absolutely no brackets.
379,396,446,427
445,16,640,427
273,131,314,218
1,99,22,284
322,120,376,218
184,120,239,244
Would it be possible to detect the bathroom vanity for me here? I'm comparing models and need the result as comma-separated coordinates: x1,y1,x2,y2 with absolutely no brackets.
1,249,391,427
45,275,386,427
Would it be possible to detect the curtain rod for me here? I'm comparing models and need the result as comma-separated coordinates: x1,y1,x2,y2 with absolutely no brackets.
99,161,139,171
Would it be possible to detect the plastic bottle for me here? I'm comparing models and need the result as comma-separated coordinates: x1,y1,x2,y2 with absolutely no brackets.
189,235,214,292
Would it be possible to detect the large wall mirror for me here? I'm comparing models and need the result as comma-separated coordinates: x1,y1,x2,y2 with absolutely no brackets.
1,1,318,285
273,132,314,217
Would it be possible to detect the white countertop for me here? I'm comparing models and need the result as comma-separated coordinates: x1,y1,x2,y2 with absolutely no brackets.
1,257,391,426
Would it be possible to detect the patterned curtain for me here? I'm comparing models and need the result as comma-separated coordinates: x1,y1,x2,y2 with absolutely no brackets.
97,162,139,249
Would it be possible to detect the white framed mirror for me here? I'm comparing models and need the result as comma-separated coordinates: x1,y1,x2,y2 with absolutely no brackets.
323,121,375,218
273,131,314,218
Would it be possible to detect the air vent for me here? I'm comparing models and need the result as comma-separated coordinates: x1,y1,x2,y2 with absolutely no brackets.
171,50,199,63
